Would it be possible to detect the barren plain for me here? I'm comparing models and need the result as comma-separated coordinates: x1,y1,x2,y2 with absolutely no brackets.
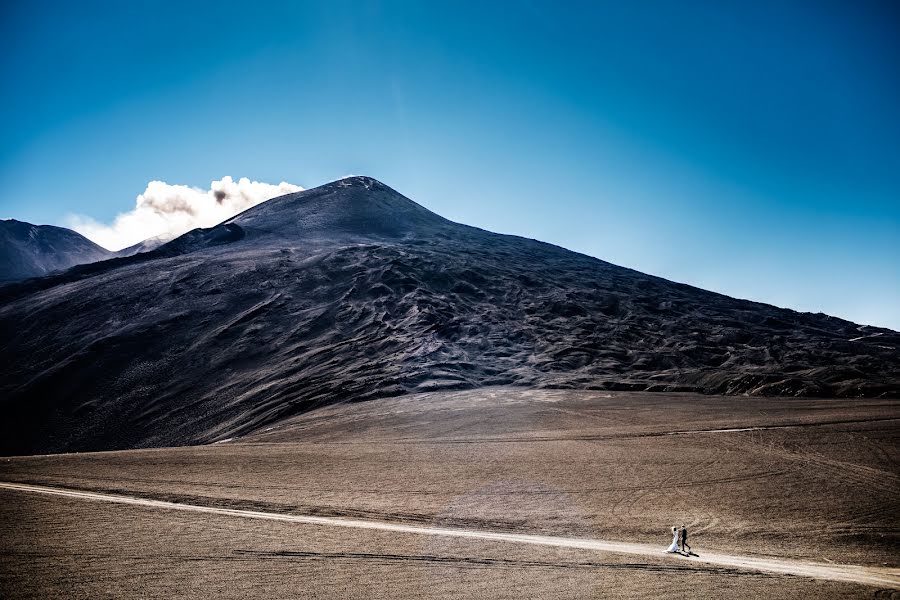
3,390,898,598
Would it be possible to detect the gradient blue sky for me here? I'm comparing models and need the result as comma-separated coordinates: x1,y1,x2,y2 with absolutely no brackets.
2,0,898,329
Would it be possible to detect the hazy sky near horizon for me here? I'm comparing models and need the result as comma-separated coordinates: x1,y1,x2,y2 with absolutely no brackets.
1,1,899,329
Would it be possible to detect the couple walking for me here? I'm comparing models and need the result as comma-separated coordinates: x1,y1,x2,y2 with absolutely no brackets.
665,524,692,555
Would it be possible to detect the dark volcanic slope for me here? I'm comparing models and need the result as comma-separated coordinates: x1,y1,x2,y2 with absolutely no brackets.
113,236,167,258
0,219,113,281
1,176,898,454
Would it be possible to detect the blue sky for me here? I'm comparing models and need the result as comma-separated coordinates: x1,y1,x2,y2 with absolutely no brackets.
1,0,898,329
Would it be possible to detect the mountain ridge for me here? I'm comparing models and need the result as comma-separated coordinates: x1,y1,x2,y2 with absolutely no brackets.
1,176,897,455
0,218,114,282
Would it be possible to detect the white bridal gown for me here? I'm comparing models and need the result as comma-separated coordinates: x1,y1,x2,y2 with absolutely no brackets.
665,531,680,553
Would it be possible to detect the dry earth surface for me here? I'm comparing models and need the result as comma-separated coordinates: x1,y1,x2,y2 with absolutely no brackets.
2,390,898,598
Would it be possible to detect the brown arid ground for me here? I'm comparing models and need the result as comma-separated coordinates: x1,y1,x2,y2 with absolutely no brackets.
1,389,899,598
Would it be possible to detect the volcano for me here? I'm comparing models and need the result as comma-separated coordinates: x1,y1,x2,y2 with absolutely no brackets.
0,176,897,455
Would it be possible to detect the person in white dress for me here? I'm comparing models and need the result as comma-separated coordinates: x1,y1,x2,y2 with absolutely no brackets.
665,526,680,553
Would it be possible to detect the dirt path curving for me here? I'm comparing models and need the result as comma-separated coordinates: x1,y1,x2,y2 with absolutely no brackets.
3,481,897,588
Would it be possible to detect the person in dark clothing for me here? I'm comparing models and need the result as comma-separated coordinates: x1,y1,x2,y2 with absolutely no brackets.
680,525,691,554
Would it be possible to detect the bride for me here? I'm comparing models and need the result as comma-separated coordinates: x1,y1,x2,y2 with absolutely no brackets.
665,526,680,553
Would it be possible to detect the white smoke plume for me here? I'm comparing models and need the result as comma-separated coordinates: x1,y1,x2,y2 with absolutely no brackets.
66,176,303,251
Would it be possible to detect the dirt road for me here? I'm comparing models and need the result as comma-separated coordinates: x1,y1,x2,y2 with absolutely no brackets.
3,481,897,588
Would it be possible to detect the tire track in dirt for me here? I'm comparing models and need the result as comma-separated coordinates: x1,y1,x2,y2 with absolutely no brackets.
715,433,899,497
609,454,719,520
333,416,900,445
232,549,776,576
0,467,797,498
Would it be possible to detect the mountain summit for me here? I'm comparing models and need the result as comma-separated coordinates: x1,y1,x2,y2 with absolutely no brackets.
228,176,455,240
138,176,458,259
1,177,897,454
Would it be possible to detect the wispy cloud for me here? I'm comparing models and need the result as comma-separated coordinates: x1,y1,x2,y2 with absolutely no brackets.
65,177,303,251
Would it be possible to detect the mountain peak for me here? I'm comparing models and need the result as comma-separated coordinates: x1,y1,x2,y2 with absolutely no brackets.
222,175,453,244
0,218,113,281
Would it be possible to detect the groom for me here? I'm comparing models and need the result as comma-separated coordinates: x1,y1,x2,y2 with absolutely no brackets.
679,525,691,554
